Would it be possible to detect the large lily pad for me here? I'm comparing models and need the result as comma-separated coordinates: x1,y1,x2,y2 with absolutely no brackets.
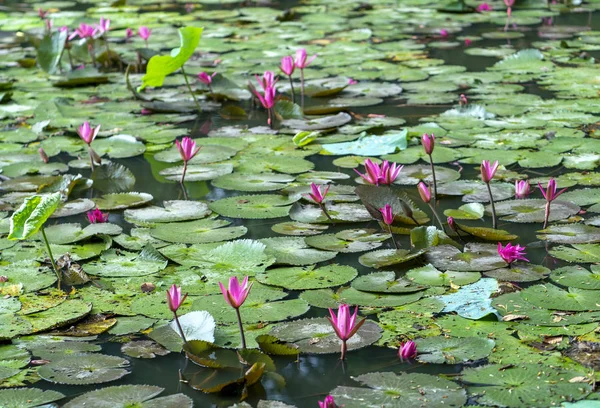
0,388,65,408
38,354,130,385
416,336,495,364
492,199,580,223
256,264,357,290
209,194,296,219
149,218,247,244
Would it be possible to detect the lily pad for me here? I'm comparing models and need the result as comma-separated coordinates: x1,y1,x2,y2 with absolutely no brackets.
416,336,495,364
150,218,247,244
0,388,65,408
209,194,296,219
436,278,499,320
492,199,580,223
94,193,153,211
38,354,130,385
256,264,357,290
550,265,600,290
406,264,481,287
124,201,211,225
351,271,427,294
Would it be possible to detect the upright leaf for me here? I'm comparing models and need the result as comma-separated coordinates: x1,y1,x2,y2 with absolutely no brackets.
138,27,203,91
8,193,62,240
37,30,67,74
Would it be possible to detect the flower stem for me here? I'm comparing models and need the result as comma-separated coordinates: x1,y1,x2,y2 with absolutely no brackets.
180,65,202,114
428,202,445,232
173,312,188,346
387,224,399,249
428,154,438,200
543,201,551,229
300,68,305,111
103,35,111,66
235,307,247,349
319,203,335,226
340,340,347,360
486,182,497,229
181,160,188,185
88,146,95,172
288,75,295,104
41,226,61,290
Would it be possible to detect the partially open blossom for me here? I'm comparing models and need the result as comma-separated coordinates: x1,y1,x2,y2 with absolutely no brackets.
198,72,216,85
175,137,200,163
95,17,110,35
515,180,531,198
219,276,252,309
398,340,417,360
256,71,277,91
253,86,276,110
280,56,295,76
422,133,435,155
379,204,394,226
138,26,151,41
539,178,567,202
354,159,382,185
77,121,100,145
476,2,492,12
318,396,338,408
498,242,529,265
38,8,48,19
440,29,449,38
69,23,96,40
294,48,317,69
306,183,329,204
86,208,109,224
417,182,431,204
380,161,403,185
480,160,499,183
465,38,472,47
447,216,456,231
125,28,133,39
38,148,49,163
348,78,358,85
504,0,515,6
327,304,366,360
166,284,188,313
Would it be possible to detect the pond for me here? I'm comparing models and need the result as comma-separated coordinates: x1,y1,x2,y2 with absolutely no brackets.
0,0,599,407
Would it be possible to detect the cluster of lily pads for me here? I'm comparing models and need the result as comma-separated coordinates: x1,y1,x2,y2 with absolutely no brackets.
0,0,600,407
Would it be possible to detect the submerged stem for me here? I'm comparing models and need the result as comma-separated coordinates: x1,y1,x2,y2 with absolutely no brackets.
319,203,335,226
486,182,497,229
235,307,247,349
181,160,188,185
340,340,347,360
180,66,202,114
428,202,445,232
288,75,295,104
387,224,399,249
300,68,305,111
41,226,61,290
543,201,551,229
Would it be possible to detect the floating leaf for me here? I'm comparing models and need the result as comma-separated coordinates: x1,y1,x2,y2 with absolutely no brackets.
436,278,499,320
416,336,495,364
8,193,61,240
256,264,357,290
38,354,129,385
0,388,64,408
406,264,481,287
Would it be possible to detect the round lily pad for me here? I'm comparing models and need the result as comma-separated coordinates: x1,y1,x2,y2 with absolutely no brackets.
121,340,169,359
159,163,234,182
62,385,164,408
339,287,423,308
406,264,481,286
520,284,600,311
416,336,495,364
304,229,387,253
149,218,247,244
0,261,56,292
331,372,466,408
358,249,425,269
209,194,296,219
22,299,91,333
260,237,337,266
38,354,130,385
269,317,381,354
271,221,328,236
256,264,357,290
483,264,550,282
124,200,211,225
425,244,506,272
212,173,295,192
94,192,153,211
351,271,426,294
492,199,580,223
29,341,101,359
550,265,600,290
0,388,65,408
437,180,514,203
537,224,600,244
82,249,167,278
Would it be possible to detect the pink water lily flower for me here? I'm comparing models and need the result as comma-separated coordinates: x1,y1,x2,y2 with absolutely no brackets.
327,304,366,360
294,48,317,69
422,133,435,155
38,8,48,19
318,396,338,408
498,242,529,265
465,38,472,47
355,159,382,185
398,340,417,360
280,56,295,76
77,121,100,145
480,160,499,183
539,178,567,202
86,208,109,224
95,17,110,35
515,180,531,198
198,72,216,85
125,28,134,39
166,284,188,313
417,182,431,204
69,23,96,40
254,86,276,110
306,183,329,204
219,276,253,309
379,204,394,226
447,216,456,231
256,70,277,91
476,2,492,12
175,137,200,162
380,161,403,185
440,29,449,38
138,26,151,40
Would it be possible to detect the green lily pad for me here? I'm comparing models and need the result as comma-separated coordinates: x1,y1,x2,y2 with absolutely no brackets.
437,180,514,203
351,271,426,294
192,296,309,324
43,222,122,245
443,203,485,220
269,317,381,354
550,265,600,290
82,248,167,277
550,244,600,263
260,237,337,266
124,201,211,225
121,340,169,359
331,372,466,408
537,224,600,244
492,199,580,223
94,193,153,211
416,336,495,364
270,221,328,236
462,364,591,408
0,388,65,408
358,249,425,269
209,194,296,219
212,173,295,192
159,163,234,182
339,287,423,308
304,229,387,253
520,284,600,311
406,264,481,287
149,218,247,244
191,239,276,277
22,299,91,333
484,264,550,282
256,264,357,290
38,354,130,385
425,244,506,271
436,278,499,320
62,385,165,408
